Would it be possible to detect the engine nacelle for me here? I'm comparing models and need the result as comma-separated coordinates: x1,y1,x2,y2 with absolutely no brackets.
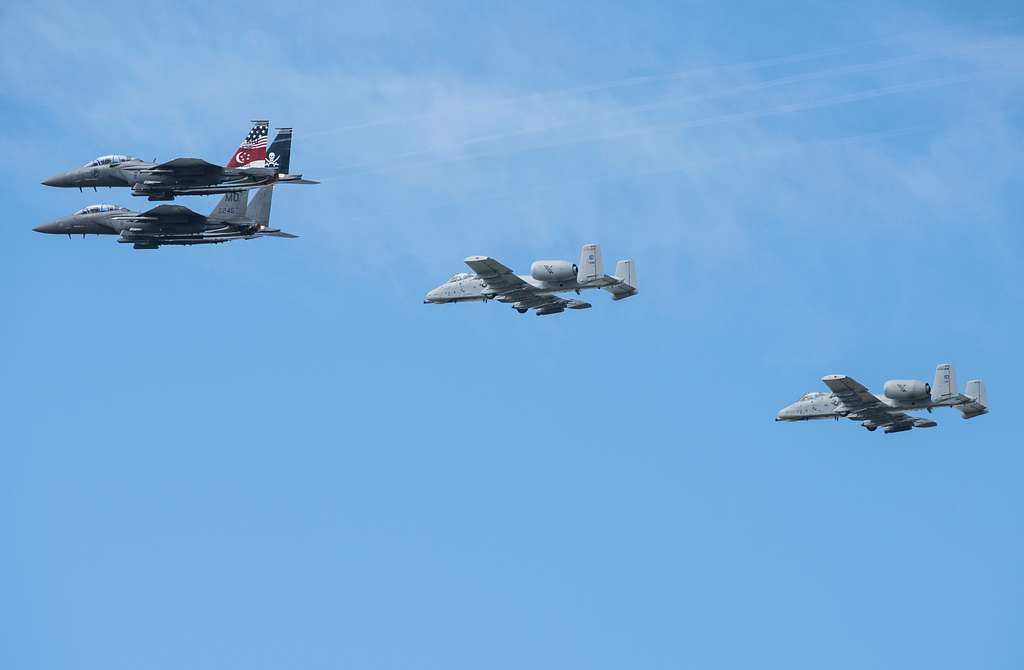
530,260,577,283
883,379,931,401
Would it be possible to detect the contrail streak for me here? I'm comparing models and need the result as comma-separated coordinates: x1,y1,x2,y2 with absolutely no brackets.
302,27,985,139
302,45,853,139
326,53,930,172
318,71,990,179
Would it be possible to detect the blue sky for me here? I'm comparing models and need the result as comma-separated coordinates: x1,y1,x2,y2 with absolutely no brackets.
1,2,1022,668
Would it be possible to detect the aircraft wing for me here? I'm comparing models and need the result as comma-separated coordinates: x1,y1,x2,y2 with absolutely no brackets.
462,256,592,313
112,204,201,221
142,157,225,177
821,374,918,429
463,255,531,292
111,204,206,232
821,374,878,408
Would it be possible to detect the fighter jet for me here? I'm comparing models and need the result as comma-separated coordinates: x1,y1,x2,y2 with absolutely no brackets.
424,243,637,315
776,363,988,434
33,185,295,250
41,122,317,200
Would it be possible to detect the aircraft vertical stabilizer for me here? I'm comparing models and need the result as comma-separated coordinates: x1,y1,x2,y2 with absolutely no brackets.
577,243,603,283
932,363,957,401
604,259,638,300
266,128,293,174
226,120,269,168
965,379,987,406
959,379,989,419
615,260,636,289
248,185,297,238
248,186,274,228
207,191,247,221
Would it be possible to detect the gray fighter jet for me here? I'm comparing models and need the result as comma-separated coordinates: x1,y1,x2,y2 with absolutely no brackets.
425,243,637,315
41,122,316,201
33,185,295,250
776,363,988,434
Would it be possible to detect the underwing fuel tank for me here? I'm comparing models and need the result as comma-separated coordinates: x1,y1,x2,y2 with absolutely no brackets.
535,305,566,316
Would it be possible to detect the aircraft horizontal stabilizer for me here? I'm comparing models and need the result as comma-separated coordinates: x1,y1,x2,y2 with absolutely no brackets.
277,175,320,185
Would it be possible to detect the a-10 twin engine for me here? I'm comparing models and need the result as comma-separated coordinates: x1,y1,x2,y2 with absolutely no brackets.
883,379,931,401
530,260,577,282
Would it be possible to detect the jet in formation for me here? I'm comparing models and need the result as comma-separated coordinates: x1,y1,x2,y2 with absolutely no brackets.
33,185,294,249
776,363,988,434
41,122,316,201
424,243,637,315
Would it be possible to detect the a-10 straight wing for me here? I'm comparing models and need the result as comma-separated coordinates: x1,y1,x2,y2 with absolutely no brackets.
463,256,593,312
821,375,933,432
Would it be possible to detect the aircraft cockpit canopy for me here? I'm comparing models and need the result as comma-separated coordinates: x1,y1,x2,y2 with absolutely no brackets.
799,392,826,401
74,204,125,215
83,154,137,168
446,272,472,283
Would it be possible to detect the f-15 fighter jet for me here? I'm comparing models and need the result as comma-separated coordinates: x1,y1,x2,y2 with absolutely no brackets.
776,363,988,434
33,185,295,249
424,243,637,315
41,122,316,200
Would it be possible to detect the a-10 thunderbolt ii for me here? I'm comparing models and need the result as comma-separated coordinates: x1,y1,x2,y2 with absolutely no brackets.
776,363,988,434
41,122,316,200
33,185,295,249
424,243,637,315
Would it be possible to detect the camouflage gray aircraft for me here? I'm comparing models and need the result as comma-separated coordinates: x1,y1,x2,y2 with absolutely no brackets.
424,243,637,315
41,122,316,200
776,363,988,434
33,185,295,250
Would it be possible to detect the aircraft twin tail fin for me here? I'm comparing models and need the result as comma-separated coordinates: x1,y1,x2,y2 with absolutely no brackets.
266,128,292,174
932,363,957,401
207,190,247,222
248,185,274,228
577,243,637,300
226,120,269,169
934,363,989,419
577,243,604,283
245,185,297,239
604,259,638,301
959,379,988,419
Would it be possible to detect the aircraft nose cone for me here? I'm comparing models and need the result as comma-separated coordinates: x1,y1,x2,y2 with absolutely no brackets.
34,217,70,234
41,172,72,187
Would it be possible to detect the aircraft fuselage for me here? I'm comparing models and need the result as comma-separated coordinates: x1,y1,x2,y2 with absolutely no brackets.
423,274,591,304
